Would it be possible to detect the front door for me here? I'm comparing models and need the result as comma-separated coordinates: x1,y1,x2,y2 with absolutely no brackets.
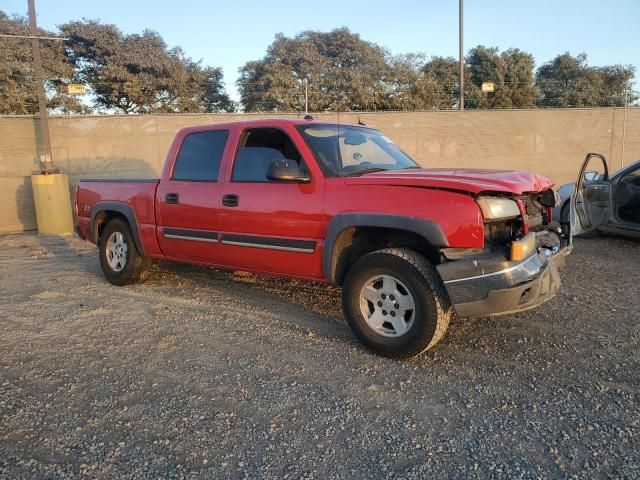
571,153,612,237
218,126,325,279
156,128,230,264
613,163,640,231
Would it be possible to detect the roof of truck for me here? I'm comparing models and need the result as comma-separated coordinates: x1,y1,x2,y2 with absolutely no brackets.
176,117,374,134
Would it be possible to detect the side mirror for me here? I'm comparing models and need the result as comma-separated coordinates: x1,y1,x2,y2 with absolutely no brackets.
266,159,311,183
584,171,601,182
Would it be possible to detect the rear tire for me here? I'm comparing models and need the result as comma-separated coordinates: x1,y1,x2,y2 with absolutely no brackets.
99,218,147,286
342,248,452,359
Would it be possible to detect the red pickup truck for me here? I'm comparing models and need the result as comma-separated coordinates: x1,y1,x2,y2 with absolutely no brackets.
75,118,572,358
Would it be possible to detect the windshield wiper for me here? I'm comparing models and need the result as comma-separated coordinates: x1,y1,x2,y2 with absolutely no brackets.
343,167,388,177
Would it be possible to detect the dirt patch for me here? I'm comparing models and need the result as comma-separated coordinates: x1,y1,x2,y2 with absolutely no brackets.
0,232,638,478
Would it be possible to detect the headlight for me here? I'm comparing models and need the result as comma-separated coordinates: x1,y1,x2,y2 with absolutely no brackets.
476,197,520,220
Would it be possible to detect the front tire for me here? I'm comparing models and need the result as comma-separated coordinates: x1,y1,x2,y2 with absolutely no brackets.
99,218,146,286
342,248,452,359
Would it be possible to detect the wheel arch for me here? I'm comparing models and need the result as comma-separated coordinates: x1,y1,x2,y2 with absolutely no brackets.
324,213,449,285
90,201,145,256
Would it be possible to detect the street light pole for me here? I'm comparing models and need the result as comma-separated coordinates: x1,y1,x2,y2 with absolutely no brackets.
27,0,56,173
304,78,309,115
459,0,464,111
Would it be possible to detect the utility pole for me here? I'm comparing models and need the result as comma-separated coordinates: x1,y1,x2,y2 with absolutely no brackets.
621,80,629,170
304,78,309,115
28,0,56,173
459,0,464,111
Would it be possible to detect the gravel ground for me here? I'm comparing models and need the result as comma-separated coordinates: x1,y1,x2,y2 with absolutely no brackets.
0,232,638,479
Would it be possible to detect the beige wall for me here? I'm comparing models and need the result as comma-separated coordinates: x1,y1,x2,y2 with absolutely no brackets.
1,108,638,234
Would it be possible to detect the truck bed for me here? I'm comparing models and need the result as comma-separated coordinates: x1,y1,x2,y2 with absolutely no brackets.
75,178,159,245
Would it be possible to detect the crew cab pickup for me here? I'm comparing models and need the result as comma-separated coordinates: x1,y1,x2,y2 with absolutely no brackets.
75,118,572,358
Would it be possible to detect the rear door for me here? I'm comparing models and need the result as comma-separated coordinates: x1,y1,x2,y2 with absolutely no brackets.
571,153,612,237
156,128,231,263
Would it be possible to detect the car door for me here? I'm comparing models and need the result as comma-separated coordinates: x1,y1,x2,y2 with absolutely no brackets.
218,125,325,279
155,128,231,264
571,153,612,237
607,162,640,236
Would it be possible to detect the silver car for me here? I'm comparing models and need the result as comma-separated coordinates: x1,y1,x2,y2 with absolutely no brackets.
554,154,640,239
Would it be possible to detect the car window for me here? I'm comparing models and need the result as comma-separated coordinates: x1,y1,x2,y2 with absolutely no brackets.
172,130,228,182
232,128,308,183
232,147,285,182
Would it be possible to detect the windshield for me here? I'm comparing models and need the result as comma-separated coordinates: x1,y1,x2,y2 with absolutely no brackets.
296,124,418,177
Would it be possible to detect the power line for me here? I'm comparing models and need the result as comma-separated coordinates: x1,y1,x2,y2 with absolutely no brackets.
0,33,69,40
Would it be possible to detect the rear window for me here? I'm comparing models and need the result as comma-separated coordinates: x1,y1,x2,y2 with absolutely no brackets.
172,130,228,181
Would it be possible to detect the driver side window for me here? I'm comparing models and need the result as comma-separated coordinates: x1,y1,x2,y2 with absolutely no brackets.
232,128,307,182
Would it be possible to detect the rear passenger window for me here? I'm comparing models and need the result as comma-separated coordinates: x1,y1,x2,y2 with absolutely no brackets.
172,130,228,181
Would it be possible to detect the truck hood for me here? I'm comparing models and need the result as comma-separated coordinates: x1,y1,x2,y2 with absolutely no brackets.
344,168,555,195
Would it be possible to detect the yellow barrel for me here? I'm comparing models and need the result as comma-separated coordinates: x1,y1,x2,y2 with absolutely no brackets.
30,173,74,235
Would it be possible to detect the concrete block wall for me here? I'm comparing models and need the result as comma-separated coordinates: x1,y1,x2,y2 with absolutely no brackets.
0,108,638,234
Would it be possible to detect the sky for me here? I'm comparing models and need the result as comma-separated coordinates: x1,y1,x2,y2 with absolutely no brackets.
4,0,639,100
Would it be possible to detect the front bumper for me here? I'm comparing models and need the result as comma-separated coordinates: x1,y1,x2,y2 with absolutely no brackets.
437,244,573,318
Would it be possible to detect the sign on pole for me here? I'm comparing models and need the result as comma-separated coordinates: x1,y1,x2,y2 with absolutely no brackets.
67,84,86,95
481,82,495,93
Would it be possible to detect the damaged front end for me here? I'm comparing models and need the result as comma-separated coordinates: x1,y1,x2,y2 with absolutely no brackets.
437,188,573,318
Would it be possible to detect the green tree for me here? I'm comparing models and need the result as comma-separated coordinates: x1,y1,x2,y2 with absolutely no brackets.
419,50,538,110
60,20,233,113
385,54,451,110
0,11,87,114
421,56,476,109
536,53,636,107
202,66,236,113
465,46,537,109
238,28,400,112
239,28,469,112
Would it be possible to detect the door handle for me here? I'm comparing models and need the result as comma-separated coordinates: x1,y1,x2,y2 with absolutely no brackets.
222,194,239,207
165,193,179,204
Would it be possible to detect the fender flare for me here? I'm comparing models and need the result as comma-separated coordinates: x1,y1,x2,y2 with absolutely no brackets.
323,213,449,283
89,201,145,256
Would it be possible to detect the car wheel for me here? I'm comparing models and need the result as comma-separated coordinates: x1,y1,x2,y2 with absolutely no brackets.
342,248,452,359
99,218,147,286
